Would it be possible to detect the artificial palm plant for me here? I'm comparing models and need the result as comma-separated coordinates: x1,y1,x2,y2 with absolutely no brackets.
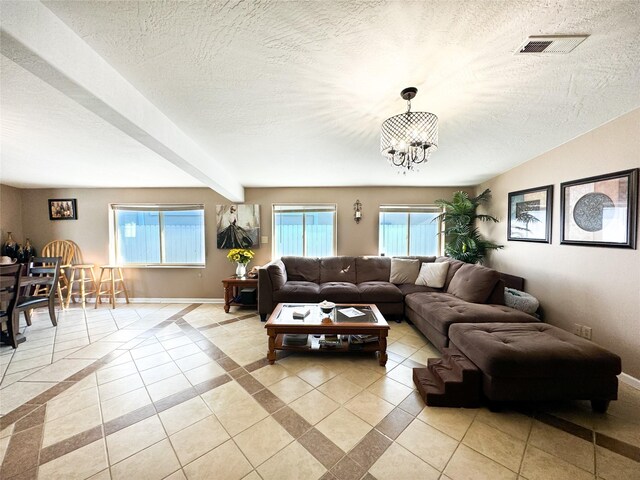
435,189,503,264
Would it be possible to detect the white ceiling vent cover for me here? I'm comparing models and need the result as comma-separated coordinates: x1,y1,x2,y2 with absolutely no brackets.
516,35,589,54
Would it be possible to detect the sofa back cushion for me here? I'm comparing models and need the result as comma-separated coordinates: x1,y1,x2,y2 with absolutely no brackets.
395,255,437,265
267,259,287,290
320,257,356,283
447,263,500,303
355,256,391,283
282,256,320,283
436,256,466,290
390,258,420,284
486,279,506,305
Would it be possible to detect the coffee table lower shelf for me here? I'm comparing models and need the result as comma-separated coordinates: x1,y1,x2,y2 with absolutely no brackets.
268,332,388,366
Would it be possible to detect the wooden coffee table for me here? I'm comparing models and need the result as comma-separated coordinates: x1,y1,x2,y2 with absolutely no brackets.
265,303,390,366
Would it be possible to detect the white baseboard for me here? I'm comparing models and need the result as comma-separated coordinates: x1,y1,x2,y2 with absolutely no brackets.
619,372,640,390
80,298,224,304
130,298,224,304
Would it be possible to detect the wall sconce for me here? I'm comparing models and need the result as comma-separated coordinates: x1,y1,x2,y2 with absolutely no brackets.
354,199,362,224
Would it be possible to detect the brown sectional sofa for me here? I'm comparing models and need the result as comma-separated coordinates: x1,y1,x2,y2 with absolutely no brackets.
258,255,536,349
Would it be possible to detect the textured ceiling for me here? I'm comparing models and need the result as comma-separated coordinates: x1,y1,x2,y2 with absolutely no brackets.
3,0,640,190
0,57,202,188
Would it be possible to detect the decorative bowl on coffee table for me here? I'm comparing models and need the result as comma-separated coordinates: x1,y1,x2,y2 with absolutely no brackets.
319,300,336,314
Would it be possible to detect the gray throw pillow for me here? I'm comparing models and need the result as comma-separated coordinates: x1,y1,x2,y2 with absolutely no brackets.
389,258,420,284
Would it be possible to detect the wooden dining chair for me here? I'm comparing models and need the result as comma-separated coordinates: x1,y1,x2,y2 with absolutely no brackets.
0,263,22,349
65,240,97,308
16,257,61,327
38,240,74,309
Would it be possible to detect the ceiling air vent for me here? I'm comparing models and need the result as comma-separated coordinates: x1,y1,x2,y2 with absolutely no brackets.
515,35,589,54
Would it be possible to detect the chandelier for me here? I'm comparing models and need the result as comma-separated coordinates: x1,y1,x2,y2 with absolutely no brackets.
380,87,438,173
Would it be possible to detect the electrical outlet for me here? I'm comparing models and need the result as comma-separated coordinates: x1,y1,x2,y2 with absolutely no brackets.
261,236,269,244
573,323,592,339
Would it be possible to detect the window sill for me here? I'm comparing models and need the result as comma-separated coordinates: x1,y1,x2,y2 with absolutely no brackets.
117,265,206,269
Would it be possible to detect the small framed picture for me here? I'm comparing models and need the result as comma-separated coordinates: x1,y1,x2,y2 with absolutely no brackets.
560,169,638,248
48,198,78,220
508,185,553,243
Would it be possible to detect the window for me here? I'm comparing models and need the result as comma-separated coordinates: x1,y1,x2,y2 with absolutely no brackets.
273,204,336,257
111,204,205,266
379,205,442,256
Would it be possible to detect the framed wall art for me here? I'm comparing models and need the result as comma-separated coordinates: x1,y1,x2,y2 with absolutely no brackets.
560,168,638,248
48,198,77,220
508,185,553,243
216,204,260,249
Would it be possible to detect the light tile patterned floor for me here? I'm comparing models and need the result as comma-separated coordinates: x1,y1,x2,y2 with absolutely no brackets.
1,303,639,480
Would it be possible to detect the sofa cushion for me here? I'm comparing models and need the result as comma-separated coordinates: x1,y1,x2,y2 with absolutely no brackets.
273,281,321,303
356,282,403,303
447,264,500,303
404,292,537,335
416,262,449,288
397,284,440,296
320,257,356,283
449,323,622,378
435,257,465,290
282,256,320,283
267,259,287,290
319,282,360,303
390,258,420,284
355,256,391,283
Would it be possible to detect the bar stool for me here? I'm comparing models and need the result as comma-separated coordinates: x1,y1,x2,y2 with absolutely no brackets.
65,240,98,309
95,266,130,309
66,265,98,308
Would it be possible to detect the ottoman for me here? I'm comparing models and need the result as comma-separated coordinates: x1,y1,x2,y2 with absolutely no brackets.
448,322,622,412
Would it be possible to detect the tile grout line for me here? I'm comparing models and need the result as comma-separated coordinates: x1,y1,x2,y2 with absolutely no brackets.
516,413,534,477
435,407,480,477
0,304,201,430
0,305,202,478
5,306,640,479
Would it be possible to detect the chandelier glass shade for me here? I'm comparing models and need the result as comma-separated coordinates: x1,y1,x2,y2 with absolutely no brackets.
380,87,438,173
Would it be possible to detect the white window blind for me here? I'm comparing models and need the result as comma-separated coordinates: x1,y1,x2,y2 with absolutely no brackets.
273,204,336,257
379,205,442,256
111,204,205,266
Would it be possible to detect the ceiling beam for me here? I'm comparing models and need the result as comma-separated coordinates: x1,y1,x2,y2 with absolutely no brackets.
0,1,244,202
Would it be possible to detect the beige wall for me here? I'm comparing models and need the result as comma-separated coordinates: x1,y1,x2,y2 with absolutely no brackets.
20,188,230,298
477,108,640,379
246,187,464,265
17,186,463,299
0,184,24,247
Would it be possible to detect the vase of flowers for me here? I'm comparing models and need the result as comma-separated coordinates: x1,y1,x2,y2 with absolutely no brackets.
227,248,254,278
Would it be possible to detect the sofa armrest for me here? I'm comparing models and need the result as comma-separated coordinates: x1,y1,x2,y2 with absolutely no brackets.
499,272,525,291
258,264,276,317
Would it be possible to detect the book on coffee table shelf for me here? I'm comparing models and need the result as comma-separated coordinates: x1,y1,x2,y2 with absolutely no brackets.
319,334,343,348
350,334,378,344
282,334,309,346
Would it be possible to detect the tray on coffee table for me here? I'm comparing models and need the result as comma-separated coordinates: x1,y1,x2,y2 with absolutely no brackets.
264,303,390,366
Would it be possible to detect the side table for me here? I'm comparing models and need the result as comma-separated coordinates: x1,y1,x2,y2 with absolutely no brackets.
222,276,258,313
